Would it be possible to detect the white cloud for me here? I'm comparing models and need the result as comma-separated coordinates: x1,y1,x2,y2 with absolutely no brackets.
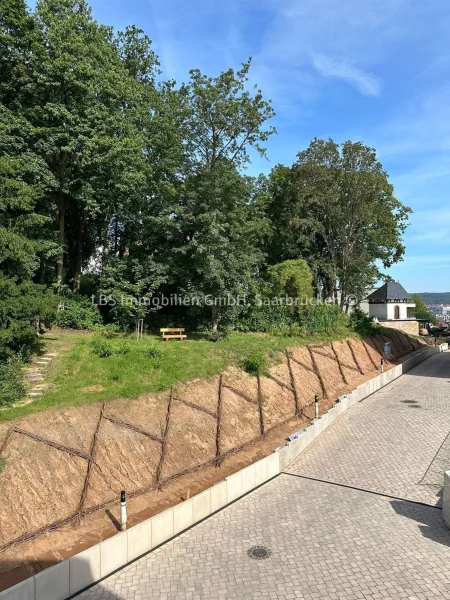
311,53,382,96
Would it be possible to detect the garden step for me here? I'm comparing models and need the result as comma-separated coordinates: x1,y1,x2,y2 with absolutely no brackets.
36,361,49,366
25,372,43,379
27,391,44,398
38,357,52,362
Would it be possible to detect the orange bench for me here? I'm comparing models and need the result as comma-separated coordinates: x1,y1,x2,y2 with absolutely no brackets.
160,328,187,341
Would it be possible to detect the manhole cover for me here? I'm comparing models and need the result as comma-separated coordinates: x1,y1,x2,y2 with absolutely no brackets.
247,546,272,560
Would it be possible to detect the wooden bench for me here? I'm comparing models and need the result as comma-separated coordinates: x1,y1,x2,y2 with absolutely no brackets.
160,328,187,341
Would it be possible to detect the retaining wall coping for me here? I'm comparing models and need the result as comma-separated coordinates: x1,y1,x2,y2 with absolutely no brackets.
173,498,193,535
0,578,34,600
127,517,152,563
100,531,128,579
69,544,101,596
151,507,174,548
35,560,69,600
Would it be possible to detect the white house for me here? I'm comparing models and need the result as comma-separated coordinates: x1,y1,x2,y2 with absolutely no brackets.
367,282,416,321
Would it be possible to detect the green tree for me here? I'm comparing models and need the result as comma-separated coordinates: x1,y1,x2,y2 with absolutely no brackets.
0,1,57,358
267,139,411,307
268,259,313,302
409,293,436,323
167,61,276,330
25,0,158,290
172,162,269,330
0,139,56,360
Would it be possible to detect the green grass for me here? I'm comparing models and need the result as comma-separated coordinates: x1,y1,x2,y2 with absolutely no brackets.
0,326,356,422
0,457,6,472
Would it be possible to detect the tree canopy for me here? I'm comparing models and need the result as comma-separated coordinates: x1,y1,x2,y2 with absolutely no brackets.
267,139,411,308
0,0,411,357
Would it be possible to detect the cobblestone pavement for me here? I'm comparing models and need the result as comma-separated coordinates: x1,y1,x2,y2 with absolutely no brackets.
287,352,450,506
77,352,450,600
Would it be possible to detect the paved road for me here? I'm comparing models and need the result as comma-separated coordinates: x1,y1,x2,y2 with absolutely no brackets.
77,352,450,600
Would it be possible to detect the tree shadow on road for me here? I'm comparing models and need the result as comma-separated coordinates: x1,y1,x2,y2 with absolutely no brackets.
390,499,450,548
0,559,128,600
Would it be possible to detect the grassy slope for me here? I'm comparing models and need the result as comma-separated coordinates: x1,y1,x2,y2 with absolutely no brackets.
1,327,355,422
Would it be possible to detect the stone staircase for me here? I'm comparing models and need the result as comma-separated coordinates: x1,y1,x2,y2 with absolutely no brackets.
25,353,57,398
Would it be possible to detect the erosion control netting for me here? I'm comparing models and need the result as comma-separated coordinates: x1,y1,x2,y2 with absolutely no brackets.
0,334,429,559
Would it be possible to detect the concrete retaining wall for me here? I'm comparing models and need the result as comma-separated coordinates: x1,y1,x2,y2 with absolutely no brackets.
2,342,445,600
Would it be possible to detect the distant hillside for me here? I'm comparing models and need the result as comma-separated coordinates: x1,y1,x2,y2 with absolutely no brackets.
412,292,450,305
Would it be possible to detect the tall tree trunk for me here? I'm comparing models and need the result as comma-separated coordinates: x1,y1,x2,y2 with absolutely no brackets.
57,194,65,286
340,283,346,308
211,304,219,332
57,152,66,287
101,214,110,275
73,214,84,294
114,215,119,254
39,256,45,285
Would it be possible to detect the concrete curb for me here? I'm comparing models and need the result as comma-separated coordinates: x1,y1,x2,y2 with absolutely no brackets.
2,343,445,600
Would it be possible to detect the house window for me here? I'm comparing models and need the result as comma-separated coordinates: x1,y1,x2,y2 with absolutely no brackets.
394,305,400,320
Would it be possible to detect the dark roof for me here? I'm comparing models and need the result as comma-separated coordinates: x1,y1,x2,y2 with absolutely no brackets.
367,282,409,301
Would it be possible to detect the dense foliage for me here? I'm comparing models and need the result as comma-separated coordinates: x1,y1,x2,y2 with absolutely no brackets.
409,294,437,324
55,296,102,330
0,356,25,406
0,0,411,375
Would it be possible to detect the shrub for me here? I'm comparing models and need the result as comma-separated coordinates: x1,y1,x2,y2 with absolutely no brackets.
0,356,25,406
297,304,346,335
236,303,346,337
235,304,296,333
349,308,374,335
116,342,131,355
91,336,113,358
210,329,229,342
55,296,102,330
241,352,268,376
91,323,120,338
108,369,121,382
0,278,57,361
268,259,313,301
0,457,6,472
146,343,163,368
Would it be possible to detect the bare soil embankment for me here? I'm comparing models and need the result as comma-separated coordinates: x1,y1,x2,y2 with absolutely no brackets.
0,332,431,590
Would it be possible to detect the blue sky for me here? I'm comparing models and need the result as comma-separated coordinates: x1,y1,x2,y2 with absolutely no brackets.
29,0,450,292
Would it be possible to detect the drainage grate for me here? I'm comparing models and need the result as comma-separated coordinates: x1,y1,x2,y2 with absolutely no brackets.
401,400,419,404
247,546,272,560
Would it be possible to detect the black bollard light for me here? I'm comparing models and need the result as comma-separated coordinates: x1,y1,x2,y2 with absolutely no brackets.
314,394,319,419
120,490,127,531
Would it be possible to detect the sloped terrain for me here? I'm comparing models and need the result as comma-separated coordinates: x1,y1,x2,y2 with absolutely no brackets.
0,333,432,589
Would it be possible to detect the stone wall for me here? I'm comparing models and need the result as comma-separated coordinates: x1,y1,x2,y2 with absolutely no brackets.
378,320,419,336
